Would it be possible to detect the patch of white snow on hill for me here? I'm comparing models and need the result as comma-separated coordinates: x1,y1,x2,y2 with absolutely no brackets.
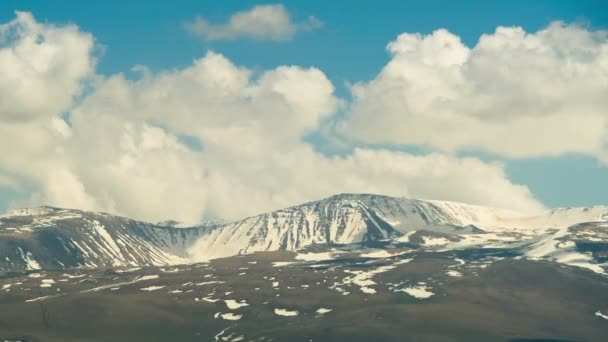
596,311,608,320
274,308,299,317
81,275,159,293
361,250,407,258
272,261,297,267
397,285,435,299
116,267,141,273
40,279,55,287
331,259,411,295
17,248,41,270
65,274,87,279
525,227,606,275
225,300,249,310
452,258,466,266
90,220,124,264
141,285,165,291
446,232,522,249
295,252,335,261
200,297,220,303
25,294,62,302
446,270,463,277
360,286,377,294
316,308,332,315
219,313,243,321
394,231,416,243
195,281,224,286
566,261,606,275
422,237,450,246
214,326,237,341
526,228,570,259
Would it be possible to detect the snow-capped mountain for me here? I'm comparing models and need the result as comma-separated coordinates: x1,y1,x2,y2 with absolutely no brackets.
0,206,209,271
523,221,608,273
0,194,607,272
186,193,608,260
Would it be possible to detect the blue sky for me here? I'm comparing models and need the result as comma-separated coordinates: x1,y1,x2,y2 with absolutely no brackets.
0,1,607,220
3,0,607,92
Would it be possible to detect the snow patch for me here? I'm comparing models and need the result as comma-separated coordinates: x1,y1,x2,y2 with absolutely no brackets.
330,258,411,295
295,252,335,262
17,248,41,270
274,308,299,317
422,237,449,246
272,261,297,267
200,297,220,303
81,275,159,293
316,308,332,315
225,299,249,310
397,285,435,299
141,285,165,291
25,294,62,303
220,313,242,321
446,270,462,277
360,287,377,294
361,250,407,258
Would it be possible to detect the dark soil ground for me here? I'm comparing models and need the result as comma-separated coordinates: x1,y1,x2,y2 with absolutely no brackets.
0,249,606,342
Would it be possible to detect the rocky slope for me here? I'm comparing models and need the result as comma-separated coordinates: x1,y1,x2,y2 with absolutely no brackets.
186,193,608,260
1,194,607,273
0,206,209,271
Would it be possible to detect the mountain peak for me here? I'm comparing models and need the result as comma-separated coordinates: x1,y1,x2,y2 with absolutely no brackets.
2,206,62,218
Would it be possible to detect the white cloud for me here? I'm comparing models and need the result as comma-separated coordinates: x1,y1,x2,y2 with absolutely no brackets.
340,22,608,161
185,4,322,41
0,11,95,121
0,12,545,224
199,146,543,218
65,117,209,224
0,11,96,211
71,52,543,221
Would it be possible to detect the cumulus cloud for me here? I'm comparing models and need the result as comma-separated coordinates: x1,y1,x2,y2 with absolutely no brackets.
0,11,96,211
0,11,95,121
185,4,322,41
340,22,608,161
0,12,547,224
70,52,542,221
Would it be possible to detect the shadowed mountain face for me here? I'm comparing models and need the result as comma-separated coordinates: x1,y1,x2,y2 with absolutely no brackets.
0,207,209,271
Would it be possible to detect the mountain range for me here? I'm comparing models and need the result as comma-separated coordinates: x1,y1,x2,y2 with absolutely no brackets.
1,193,608,341
1,193,607,275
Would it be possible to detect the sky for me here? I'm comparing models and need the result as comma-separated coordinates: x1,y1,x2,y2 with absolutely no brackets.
0,1,607,223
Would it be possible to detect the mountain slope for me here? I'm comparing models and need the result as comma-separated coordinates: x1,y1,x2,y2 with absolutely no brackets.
0,207,209,271
1,245,607,342
186,194,608,260
1,194,607,271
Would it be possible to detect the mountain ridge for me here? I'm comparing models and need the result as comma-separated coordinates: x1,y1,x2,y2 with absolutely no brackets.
0,193,607,273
